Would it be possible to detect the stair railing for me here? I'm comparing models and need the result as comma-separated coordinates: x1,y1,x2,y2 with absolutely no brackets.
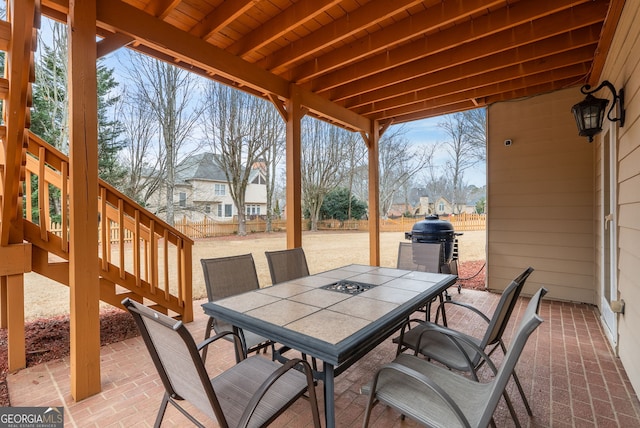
24,131,193,321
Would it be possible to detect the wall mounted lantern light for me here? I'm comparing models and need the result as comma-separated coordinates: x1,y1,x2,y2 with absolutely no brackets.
571,80,625,142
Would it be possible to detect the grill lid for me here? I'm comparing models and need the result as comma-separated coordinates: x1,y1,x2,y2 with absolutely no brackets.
411,214,454,234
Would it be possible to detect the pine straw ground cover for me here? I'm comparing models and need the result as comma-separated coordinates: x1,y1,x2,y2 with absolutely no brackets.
0,260,485,407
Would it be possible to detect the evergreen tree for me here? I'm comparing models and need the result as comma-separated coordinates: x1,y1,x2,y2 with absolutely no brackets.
320,187,367,221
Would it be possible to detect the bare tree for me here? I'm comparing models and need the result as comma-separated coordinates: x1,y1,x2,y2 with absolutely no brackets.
203,83,271,236
438,110,485,212
301,119,352,230
262,109,285,232
378,126,433,218
123,53,203,225
342,135,367,219
116,88,164,206
464,108,487,162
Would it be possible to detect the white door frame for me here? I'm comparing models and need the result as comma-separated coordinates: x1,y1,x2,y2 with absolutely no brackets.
600,124,618,347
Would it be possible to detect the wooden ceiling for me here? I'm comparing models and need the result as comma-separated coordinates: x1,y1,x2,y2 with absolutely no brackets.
41,0,624,132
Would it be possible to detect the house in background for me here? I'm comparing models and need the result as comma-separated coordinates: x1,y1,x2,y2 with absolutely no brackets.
147,153,267,222
412,196,476,217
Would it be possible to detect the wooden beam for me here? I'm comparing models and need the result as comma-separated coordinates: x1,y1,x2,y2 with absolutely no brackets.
263,0,425,74
229,0,341,58
366,122,380,266
369,64,589,120
291,0,505,83
0,243,32,276
42,0,371,132
286,84,304,249
96,32,134,58
316,0,603,97
143,0,181,20
6,274,26,371
67,0,101,400
356,46,596,115
190,0,257,41
0,20,11,52
346,33,600,110
2,0,34,246
298,88,370,132
95,0,289,102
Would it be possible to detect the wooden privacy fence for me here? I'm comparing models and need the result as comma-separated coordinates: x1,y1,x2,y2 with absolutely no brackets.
161,213,486,239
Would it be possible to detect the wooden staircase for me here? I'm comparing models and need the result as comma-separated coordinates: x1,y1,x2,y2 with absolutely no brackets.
0,1,193,322
23,132,194,320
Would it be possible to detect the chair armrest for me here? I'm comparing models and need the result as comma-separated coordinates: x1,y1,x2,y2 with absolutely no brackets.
238,358,317,428
415,323,498,376
369,361,472,428
435,300,491,325
197,330,246,361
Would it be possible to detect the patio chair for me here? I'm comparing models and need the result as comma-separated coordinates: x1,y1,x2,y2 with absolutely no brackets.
265,248,310,285
362,287,544,428
201,254,273,363
122,298,321,428
397,242,449,323
395,268,538,426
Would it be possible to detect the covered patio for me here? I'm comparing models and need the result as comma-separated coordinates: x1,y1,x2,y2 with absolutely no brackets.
2,0,640,424
7,291,640,426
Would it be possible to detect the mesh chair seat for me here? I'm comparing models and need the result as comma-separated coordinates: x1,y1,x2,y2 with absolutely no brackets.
362,288,545,428
123,298,321,428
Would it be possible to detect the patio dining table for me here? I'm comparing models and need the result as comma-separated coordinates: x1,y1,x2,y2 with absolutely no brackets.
201,264,456,428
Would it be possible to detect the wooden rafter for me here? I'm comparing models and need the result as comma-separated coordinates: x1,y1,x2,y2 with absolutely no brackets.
317,1,606,99
39,0,620,142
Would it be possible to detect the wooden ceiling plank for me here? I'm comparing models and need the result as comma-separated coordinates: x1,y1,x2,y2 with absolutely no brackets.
588,0,626,86
96,32,134,58
229,0,342,58
326,5,606,102
291,0,506,83
385,100,478,124
44,0,369,131
93,0,289,99
348,40,599,112
370,71,584,121
483,77,581,104
312,0,604,95
336,23,600,106
261,0,426,74
362,62,591,117
190,0,257,41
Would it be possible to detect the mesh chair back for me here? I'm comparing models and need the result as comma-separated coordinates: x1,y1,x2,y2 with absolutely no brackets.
123,299,224,423
482,266,534,347
479,288,545,427
397,242,441,273
201,254,260,302
265,248,310,284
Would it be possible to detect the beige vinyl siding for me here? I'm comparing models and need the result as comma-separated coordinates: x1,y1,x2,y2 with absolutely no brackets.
600,0,640,397
487,88,595,303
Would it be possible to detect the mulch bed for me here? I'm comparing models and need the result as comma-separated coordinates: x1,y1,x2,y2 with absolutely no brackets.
0,260,486,407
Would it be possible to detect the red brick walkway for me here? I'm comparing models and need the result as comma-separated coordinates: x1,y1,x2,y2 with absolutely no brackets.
8,290,640,427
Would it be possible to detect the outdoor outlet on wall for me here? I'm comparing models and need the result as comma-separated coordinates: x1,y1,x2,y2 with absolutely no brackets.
504,139,513,147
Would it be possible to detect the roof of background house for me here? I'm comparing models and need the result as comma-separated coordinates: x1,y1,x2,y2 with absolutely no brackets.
176,152,263,185
176,153,227,184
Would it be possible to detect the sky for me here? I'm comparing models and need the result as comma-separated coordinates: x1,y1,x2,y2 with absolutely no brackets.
400,117,487,187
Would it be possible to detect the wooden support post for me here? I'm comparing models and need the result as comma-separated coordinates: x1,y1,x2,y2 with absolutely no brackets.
67,0,101,400
285,84,304,249
6,274,26,370
367,121,381,266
